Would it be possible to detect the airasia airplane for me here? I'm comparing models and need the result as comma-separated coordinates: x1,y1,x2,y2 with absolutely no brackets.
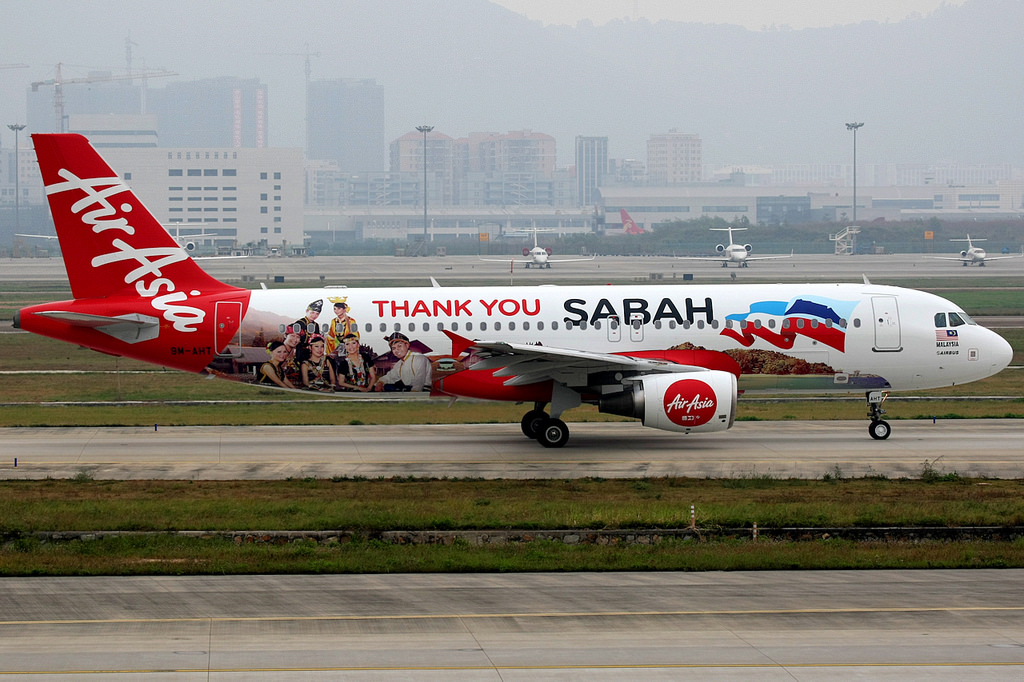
14,134,1013,447
676,225,792,268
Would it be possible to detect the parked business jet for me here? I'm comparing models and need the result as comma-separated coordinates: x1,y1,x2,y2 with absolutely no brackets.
934,235,1023,267
676,225,792,267
15,135,1013,447
620,209,644,235
480,228,595,269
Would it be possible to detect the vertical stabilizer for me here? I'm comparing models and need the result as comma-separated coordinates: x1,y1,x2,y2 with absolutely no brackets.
32,133,232,301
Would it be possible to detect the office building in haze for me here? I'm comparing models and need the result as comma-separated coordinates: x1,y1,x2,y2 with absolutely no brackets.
307,78,386,172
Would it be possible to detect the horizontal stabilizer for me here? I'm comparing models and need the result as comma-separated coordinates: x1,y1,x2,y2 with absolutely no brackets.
32,310,160,344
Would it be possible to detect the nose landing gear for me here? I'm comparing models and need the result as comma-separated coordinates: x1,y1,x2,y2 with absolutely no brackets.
866,390,891,440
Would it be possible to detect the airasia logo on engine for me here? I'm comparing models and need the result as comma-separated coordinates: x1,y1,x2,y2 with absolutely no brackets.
663,379,717,427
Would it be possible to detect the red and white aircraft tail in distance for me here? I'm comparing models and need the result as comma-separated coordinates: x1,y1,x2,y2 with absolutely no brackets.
620,209,643,235
15,134,1013,447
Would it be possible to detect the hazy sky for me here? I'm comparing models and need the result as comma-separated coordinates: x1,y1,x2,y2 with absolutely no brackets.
1,0,1012,167
490,0,967,29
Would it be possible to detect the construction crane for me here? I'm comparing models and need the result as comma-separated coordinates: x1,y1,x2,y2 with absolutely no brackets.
31,62,177,133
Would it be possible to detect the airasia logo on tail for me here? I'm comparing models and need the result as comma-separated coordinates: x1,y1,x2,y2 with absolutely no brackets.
663,379,717,427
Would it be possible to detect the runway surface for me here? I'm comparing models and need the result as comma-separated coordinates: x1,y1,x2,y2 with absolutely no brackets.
4,252,1024,287
2,570,1023,679
2,419,1022,480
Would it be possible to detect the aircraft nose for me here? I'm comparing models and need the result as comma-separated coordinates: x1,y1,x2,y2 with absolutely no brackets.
987,330,1013,373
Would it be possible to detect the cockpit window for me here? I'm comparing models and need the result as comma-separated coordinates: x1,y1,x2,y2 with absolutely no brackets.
948,312,967,327
934,312,947,327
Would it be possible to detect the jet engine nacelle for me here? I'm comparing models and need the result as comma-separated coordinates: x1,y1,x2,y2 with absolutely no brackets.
545,247,553,256
184,241,197,253
715,244,726,254
598,370,737,433
960,250,969,258
743,243,752,253
523,247,531,257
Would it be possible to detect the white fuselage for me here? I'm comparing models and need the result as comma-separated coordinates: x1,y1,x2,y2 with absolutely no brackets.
241,282,1011,394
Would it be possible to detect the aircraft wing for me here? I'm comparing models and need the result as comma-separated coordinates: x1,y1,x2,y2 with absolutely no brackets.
744,252,794,262
980,253,1024,261
932,255,971,261
478,257,533,264
545,255,596,263
16,233,58,240
451,333,705,388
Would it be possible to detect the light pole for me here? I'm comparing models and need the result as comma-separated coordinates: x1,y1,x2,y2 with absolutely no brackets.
845,122,864,225
415,125,433,245
7,123,26,234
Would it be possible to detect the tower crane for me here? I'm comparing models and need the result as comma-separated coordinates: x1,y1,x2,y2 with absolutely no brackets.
31,62,177,133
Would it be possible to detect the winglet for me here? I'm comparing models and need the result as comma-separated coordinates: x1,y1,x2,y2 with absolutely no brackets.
443,329,475,357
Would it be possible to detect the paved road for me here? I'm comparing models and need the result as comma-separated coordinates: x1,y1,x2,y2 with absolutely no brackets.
1,570,1022,679
2,419,1022,480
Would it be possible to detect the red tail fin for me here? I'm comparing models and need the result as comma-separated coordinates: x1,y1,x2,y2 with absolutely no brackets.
32,133,231,301
620,209,643,235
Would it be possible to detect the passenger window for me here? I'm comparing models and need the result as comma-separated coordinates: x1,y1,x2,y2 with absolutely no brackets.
452,322,459,331
379,323,386,332
935,312,947,327
523,321,530,331
594,321,602,330
495,322,502,331
436,322,444,331
509,322,516,331
551,321,558,330
480,322,487,331
948,312,966,327
465,322,473,331
537,321,545,331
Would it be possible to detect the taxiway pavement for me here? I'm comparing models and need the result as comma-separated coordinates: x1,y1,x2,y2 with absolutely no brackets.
2,419,1022,481
2,570,1023,679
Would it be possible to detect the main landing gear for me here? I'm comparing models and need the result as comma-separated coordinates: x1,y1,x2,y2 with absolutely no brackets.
521,403,569,448
866,390,891,440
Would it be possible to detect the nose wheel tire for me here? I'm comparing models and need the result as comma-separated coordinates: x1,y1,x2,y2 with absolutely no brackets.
869,420,891,440
536,418,570,448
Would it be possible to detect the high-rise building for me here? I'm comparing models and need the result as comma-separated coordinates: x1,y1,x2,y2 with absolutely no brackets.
647,130,702,184
307,78,385,172
149,77,268,148
575,136,608,207
27,76,269,148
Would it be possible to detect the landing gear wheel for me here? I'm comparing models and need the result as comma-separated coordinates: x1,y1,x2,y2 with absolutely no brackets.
536,418,570,448
869,420,891,440
521,410,548,439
